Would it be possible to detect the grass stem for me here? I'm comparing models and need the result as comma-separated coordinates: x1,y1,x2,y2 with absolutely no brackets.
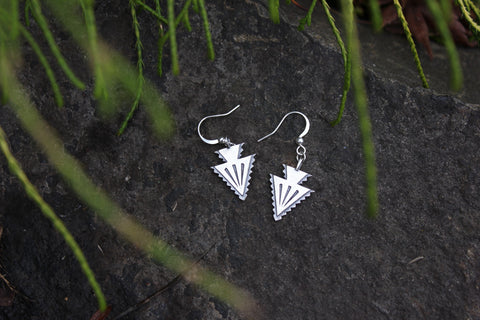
340,0,379,217
392,0,429,88
118,1,145,135
167,0,180,75
321,0,351,126
425,0,463,90
198,0,215,60
30,0,86,90
0,125,107,312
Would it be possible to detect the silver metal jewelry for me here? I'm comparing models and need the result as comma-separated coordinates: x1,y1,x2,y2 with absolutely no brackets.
258,111,314,221
197,105,255,201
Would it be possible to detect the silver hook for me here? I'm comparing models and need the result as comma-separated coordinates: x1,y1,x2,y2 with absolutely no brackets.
257,111,310,143
257,111,310,171
197,105,240,146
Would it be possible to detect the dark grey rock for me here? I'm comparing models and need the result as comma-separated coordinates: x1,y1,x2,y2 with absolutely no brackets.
0,1,479,319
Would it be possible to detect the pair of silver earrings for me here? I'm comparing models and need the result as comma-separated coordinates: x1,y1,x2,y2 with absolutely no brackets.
197,105,314,221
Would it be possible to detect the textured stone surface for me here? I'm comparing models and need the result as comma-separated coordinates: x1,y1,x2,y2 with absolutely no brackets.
0,1,479,319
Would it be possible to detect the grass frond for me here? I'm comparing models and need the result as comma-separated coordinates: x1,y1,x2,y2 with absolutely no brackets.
155,0,165,76
19,25,64,107
425,0,463,90
30,0,86,90
269,0,281,24
0,125,107,312
135,0,169,24
392,0,429,88
340,0,379,218
79,0,108,101
167,0,180,75
298,0,318,31
0,52,257,316
321,0,351,126
458,0,480,34
368,0,383,31
198,0,215,60
118,1,145,136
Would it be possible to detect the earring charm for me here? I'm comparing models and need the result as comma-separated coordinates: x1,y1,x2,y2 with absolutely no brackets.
258,111,314,221
197,105,255,200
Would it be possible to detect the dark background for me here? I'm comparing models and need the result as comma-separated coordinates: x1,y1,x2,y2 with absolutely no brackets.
0,1,479,319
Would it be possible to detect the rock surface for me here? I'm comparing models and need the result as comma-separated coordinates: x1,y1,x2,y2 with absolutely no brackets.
0,1,479,319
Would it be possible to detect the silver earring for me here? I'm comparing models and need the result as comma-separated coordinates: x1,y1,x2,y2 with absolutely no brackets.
197,105,255,200
258,111,314,221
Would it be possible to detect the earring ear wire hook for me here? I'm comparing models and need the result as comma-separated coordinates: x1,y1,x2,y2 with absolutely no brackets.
257,111,310,171
197,105,241,146
257,111,310,143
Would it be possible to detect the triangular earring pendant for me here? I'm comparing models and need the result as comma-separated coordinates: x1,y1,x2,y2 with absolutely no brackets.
212,143,255,200
270,164,313,221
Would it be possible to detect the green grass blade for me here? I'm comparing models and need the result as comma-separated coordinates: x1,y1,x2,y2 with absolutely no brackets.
392,0,429,88
192,0,199,13
154,0,165,76
321,0,351,126
197,0,214,60
43,0,174,138
298,0,318,31
425,0,463,90
467,0,480,22
0,125,107,312
30,0,86,90
458,0,480,33
118,1,145,136
167,0,180,75
369,0,383,32
269,0,280,24
0,53,258,318
79,0,108,101
135,0,169,24
4,0,20,40
19,25,64,107
183,6,192,31
25,0,32,27
340,0,379,218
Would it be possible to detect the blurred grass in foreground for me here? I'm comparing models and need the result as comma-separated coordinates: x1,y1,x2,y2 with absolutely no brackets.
0,0,256,317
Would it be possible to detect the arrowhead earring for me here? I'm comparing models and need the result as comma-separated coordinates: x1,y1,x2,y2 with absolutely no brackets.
197,105,255,200
257,111,314,221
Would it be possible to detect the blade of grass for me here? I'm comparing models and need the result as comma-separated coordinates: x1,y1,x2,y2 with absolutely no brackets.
197,0,215,60
0,125,107,312
44,0,174,138
467,0,480,21
192,0,199,13
135,0,169,24
298,0,318,31
321,0,351,126
183,6,192,32
167,0,180,75
458,0,480,33
340,0,379,217
2,0,20,40
269,0,280,24
2,4,257,315
155,0,193,77
118,0,145,136
19,25,64,107
154,0,165,76
0,59,257,317
29,0,86,90
25,0,32,27
79,0,108,101
425,0,463,90
369,0,383,32
0,6,62,106
392,0,429,88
